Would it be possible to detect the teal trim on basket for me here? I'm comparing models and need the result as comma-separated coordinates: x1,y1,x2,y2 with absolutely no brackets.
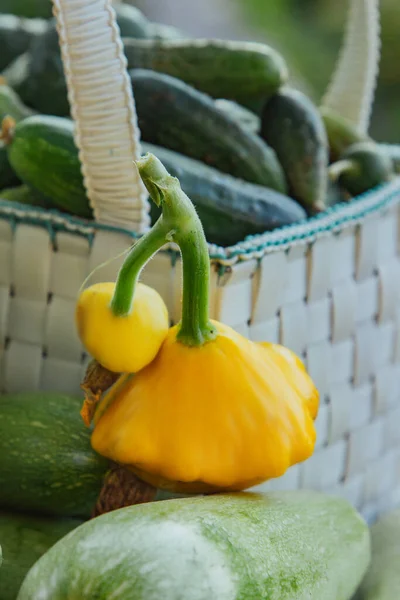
0,177,399,266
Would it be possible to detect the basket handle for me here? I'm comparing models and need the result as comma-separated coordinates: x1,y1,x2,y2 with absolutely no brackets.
51,0,149,232
321,0,381,134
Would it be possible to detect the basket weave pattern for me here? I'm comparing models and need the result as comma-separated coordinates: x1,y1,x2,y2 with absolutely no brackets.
0,181,399,520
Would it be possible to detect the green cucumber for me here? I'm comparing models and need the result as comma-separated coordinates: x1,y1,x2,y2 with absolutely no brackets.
0,511,82,600
124,37,288,111
260,87,329,211
113,3,151,39
17,491,370,600
0,392,108,518
3,21,70,117
356,508,400,599
0,14,47,71
144,142,306,246
329,142,394,197
0,184,48,207
214,98,261,135
2,114,296,240
320,106,371,161
130,69,287,191
379,143,400,174
3,115,92,218
0,83,33,189
0,1,52,19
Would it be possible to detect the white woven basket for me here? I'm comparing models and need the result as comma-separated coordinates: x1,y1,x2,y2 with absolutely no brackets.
0,0,398,523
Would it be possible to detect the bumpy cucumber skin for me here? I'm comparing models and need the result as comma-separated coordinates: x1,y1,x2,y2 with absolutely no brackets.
131,69,287,191
7,115,92,217
124,37,288,110
0,14,47,71
339,142,394,197
144,142,305,246
17,491,370,600
261,87,329,211
0,392,108,518
320,106,370,161
0,511,82,600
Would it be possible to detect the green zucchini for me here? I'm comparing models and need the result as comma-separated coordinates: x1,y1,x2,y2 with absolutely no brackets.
0,184,48,207
0,83,33,189
379,143,400,174
0,1,52,19
130,69,287,191
0,392,108,518
329,142,394,197
0,14,47,71
144,142,306,246
260,87,329,211
320,106,371,161
17,491,370,600
3,114,92,218
0,511,82,600
124,37,288,111
356,508,400,599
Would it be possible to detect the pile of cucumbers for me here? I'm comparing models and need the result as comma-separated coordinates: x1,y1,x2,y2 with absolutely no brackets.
0,2,398,247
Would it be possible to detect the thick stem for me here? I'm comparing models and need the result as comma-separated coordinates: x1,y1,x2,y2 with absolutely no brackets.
328,158,359,182
137,153,216,346
111,217,169,316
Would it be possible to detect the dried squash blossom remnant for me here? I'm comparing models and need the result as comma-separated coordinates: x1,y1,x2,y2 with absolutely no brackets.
91,153,319,494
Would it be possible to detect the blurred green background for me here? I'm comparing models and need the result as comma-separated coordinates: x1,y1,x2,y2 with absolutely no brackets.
133,0,400,143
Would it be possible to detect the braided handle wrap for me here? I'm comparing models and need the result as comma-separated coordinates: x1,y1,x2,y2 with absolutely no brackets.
51,0,149,231
321,0,381,134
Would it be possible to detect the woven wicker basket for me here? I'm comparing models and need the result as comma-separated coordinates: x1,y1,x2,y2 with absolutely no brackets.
0,0,399,523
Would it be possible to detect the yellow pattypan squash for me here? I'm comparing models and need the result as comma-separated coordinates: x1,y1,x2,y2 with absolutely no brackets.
83,153,319,494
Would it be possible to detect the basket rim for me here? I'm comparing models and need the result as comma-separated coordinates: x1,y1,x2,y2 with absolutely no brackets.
0,176,399,266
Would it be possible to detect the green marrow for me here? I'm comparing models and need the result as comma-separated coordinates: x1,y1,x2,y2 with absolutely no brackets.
0,83,33,189
261,87,329,211
379,143,400,174
0,392,108,518
3,114,92,217
17,491,370,600
0,14,47,71
0,511,82,600
356,508,400,599
124,37,288,111
145,142,306,246
130,69,287,191
320,106,370,161
329,142,394,197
